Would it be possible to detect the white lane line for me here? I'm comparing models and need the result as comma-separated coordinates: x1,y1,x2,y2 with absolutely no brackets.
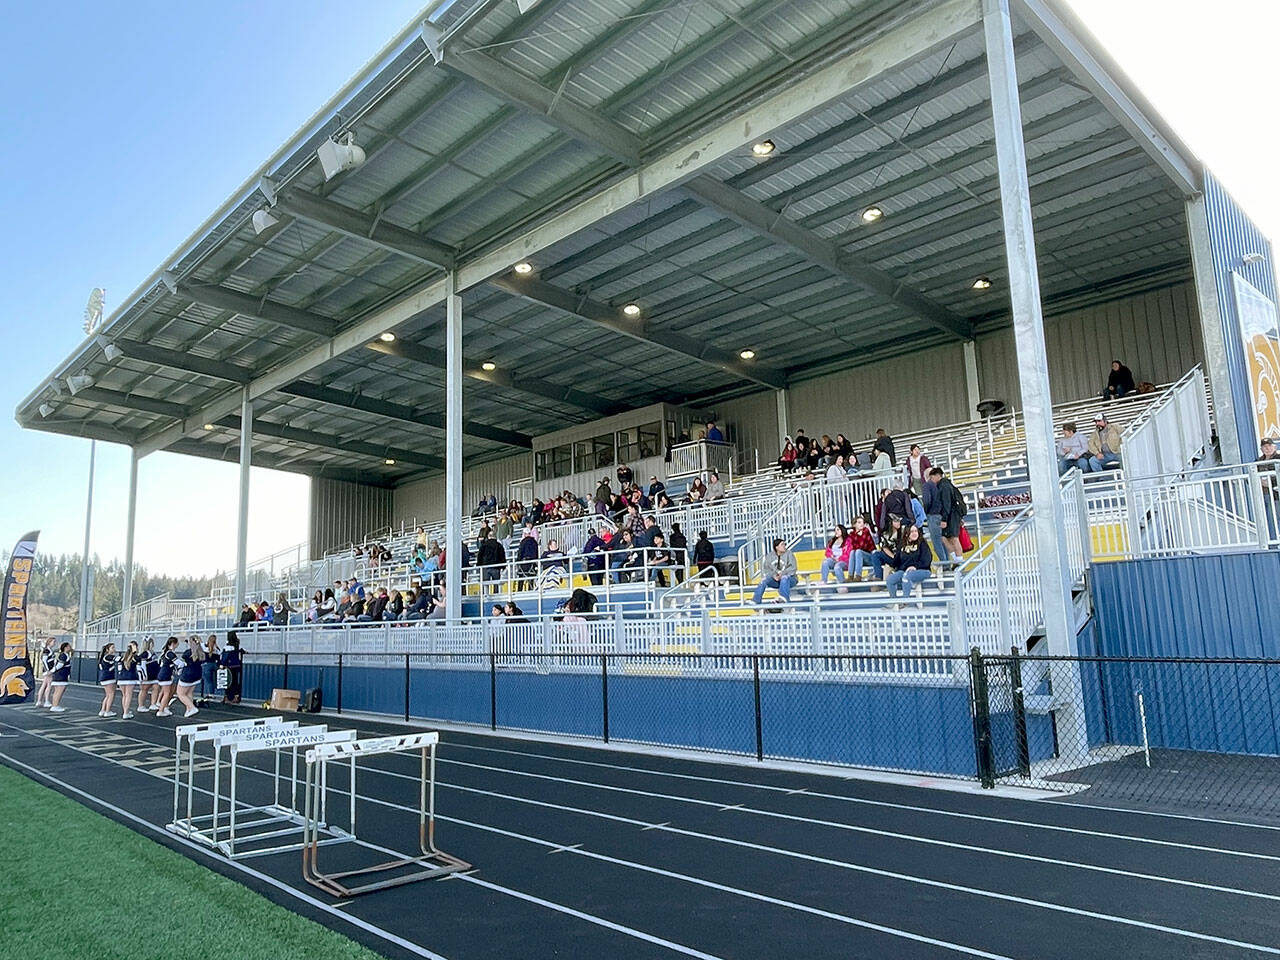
0,750,450,960
0,724,728,960
1038,796,1280,832
434,738,1280,853
21,712,1280,957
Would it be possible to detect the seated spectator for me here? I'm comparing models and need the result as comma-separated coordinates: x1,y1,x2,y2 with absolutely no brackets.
848,516,877,581
778,440,798,472
503,601,530,623
1057,422,1089,475
342,592,365,622
272,593,294,625
793,429,810,459
902,444,931,496
477,532,506,595
873,428,896,465
1103,359,1136,400
826,455,848,483
608,529,637,583
361,588,390,621
706,471,726,501
692,530,716,579
820,524,853,584
581,526,608,586
490,602,504,619
515,527,539,590
648,475,666,499
404,587,432,620
685,478,708,503
237,603,257,627
1086,413,1122,472
804,444,822,472
540,539,568,587
318,588,338,622
706,420,724,443
617,462,634,488
494,508,513,542
871,444,893,480
655,491,675,510
835,433,854,461
752,539,798,606
258,601,273,624
648,532,674,587
869,515,905,583
306,590,323,623
886,524,933,601
388,589,404,620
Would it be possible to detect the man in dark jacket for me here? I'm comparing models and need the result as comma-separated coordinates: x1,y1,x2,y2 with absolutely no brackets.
876,485,912,533
921,474,948,565
581,527,608,585
930,467,966,565
668,522,688,584
692,530,716,579
609,530,636,583
515,528,539,590
873,428,896,466
476,534,506,595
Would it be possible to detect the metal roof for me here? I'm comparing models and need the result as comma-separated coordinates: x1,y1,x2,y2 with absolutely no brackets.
17,0,1203,485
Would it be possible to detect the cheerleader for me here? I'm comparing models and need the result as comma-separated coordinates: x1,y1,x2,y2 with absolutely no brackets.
174,635,204,719
116,641,141,719
137,638,159,711
35,637,57,707
154,636,181,718
97,643,119,718
47,642,73,713
200,635,221,704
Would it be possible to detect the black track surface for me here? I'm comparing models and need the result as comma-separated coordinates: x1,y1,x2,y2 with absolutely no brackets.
2,685,1278,960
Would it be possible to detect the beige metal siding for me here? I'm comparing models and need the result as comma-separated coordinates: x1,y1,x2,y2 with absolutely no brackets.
392,452,533,527
309,478,393,559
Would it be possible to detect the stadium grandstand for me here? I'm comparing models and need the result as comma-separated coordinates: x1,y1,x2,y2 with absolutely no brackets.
15,0,1280,795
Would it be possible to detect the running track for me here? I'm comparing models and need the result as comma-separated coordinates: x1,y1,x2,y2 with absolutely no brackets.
2,684,1277,960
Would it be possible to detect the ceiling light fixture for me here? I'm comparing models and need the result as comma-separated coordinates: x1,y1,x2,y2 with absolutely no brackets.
481,361,497,372
739,349,756,360
252,207,279,234
379,331,396,343
102,342,124,362
622,303,641,317
384,458,396,466
513,261,533,275
751,140,776,157
316,132,366,181
203,423,215,431
861,205,884,224
971,277,993,291
65,374,93,396
39,403,55,418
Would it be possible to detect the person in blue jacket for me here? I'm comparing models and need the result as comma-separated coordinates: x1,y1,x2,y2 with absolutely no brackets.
174,636,204,719
155,636,181,717
97,643,118,718
219,634,243,705
47,642,74,713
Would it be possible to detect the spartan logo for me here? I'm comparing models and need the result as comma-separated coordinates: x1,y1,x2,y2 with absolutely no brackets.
1,666,31,699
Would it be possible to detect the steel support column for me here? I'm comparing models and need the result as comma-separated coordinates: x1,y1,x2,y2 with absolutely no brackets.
77,440,96,639
445,273,463,623
983,0,1073,656
234,389,253,611
775,389,790,449
120,447,139,632
963,340,981,421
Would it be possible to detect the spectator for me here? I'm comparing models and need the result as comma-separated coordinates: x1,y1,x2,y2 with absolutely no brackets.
930,466,967,564
706,421,724,443
237,603,257,627
648,533,674,586
617,462,634,488
273,593,294,625
685,477,708,503
1103,359,1136,400
871,444,893,480
804,443,822,472
656,491,676,510
902,444,932,496
388,589,405,620
820,524,853,584
489,602,504,619
873,428,896,466
306,590,323,623
624,504,646,537
594,478,612,513
794,429,810,459
706,471,726,501
848,515,877,581
318,588,338,622
477,532,506,595
540,539,568,587
1057,422,1090,475
648,475,666,499
219,635,243,705
692,530,717,579
778,440,798,473
668,523,688,584
362,588,390,621
494,508,513,543
886,525,933,601
1259,438,1280,537
869,515,905,583
503,601,530,624
581,526,608,585
608,529,636,583
876,482,915,533
1086,413,1122,472
405,587,432,620
515,527,540,590
835,433,854,461
826,455,848,483
921,471,948,566
257,601,273,624
752,539,798,606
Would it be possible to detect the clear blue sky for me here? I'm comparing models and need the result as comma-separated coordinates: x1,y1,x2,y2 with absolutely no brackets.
0,0,1275,578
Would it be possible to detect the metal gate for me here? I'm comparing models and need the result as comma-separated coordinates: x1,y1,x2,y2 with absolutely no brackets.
969,648,1032,788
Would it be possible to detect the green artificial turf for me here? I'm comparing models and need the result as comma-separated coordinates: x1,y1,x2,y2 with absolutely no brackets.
0,763,386,960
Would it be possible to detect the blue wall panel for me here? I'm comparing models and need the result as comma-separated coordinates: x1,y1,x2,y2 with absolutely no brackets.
1091,554,1280,756
1203,171,1279,457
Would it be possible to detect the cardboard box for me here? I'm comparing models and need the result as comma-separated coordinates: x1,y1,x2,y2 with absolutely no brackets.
270,688,300,712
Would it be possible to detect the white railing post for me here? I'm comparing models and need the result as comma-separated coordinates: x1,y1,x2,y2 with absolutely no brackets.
1248,464,1271,551
700,609,711,654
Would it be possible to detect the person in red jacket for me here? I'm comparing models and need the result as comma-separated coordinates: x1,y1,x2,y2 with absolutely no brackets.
820,524,854,584
847,515,877,581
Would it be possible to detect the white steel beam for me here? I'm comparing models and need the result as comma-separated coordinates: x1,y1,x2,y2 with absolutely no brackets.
234,390,252,610
120,447,139,632
179,283,337,337
273,191,457,269
134,0,981,458
1013,0,1199,197
444,273,462,622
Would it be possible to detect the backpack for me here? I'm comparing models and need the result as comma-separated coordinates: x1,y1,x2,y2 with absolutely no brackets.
950,482,968,519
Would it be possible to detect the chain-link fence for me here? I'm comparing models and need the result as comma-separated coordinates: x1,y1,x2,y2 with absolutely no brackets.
71,648,1280,822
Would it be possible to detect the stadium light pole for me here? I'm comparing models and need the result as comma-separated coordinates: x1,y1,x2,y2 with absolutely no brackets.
445,272,462,623
120,447,139,632
234,388,253,613
77,439,96,639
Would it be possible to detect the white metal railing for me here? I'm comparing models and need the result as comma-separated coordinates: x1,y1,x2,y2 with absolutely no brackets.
667,439,735,480
1120,366,1210,481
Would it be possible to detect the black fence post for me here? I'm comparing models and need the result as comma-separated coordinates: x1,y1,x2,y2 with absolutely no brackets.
1010,646,1031,779
969,647,995,789
601,654,610,743
404,653,411,722
489,653,497,731
336,653,343,715
75,653,83,685
753,654,764,762
282,653,290,690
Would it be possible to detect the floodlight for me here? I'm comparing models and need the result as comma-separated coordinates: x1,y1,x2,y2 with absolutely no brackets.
316,133,366,181
39,403,55,418
102,342,123,362
379,332,396,343
252,207,280,234
751,140,775,157
861,206,884,224
739,349,756,360
514,262,533,275
622,303,641,317
384,458,396,465
971,277,993,291
482,361,497,372
66,374,94,395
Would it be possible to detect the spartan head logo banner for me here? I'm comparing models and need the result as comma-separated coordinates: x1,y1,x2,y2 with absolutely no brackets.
1,531,40,705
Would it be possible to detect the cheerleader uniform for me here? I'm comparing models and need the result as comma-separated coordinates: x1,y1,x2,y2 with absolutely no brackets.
49,652,72,687
116,656,140,687
40,646,57,676
177,649,203,688
98,651,119,686
157,648,179,685
141,649,160,682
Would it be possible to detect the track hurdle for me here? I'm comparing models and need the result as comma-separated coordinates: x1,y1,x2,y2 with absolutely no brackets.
302,731,471,897
170,717,289,840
